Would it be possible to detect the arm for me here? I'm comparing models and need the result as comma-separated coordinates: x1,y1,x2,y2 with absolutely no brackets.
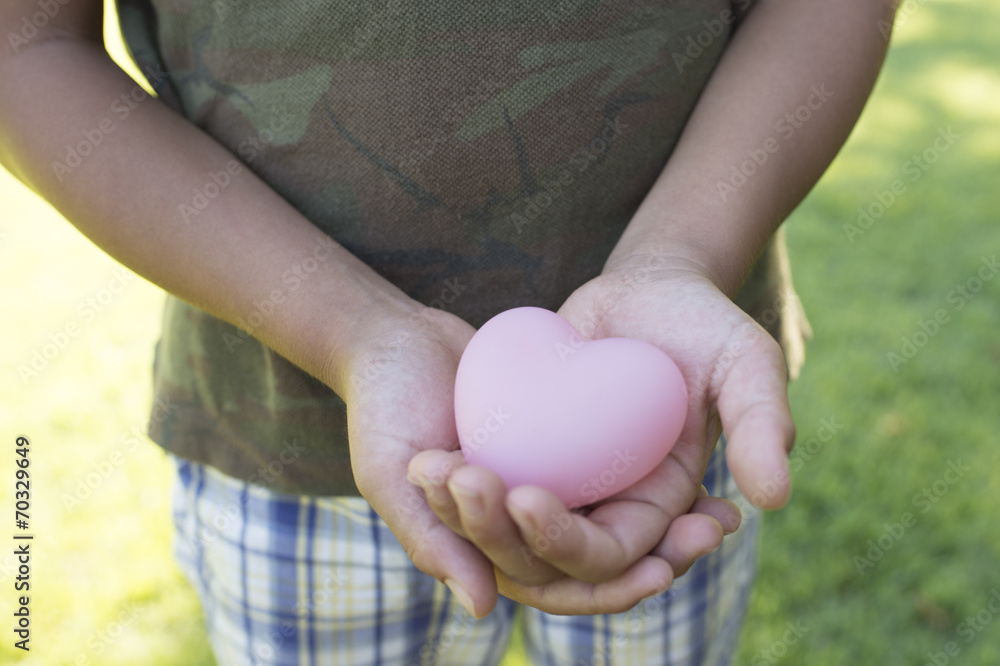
0,0,498,610
0,1,411,399
601,0,898,503
413,0,897,614
607,0,897,293
5,0,696,619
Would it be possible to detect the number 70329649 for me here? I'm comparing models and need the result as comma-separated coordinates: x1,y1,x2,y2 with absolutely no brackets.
15,436,30,530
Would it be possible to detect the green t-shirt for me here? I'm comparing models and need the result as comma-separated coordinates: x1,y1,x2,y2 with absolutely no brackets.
116,0,809,495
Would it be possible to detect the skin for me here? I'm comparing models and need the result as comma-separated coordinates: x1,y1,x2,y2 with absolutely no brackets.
411,0,899,615
0,0,895,620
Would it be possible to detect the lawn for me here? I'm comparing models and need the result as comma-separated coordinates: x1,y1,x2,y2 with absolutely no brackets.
1,0,998,664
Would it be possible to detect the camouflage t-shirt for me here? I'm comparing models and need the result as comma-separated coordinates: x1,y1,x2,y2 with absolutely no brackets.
116,0,810,496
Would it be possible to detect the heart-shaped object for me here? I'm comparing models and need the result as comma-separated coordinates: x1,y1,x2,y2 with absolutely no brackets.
455,307,687,508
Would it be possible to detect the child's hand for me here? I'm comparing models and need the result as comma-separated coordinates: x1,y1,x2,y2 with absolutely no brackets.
339,305,501,615
410,256,793,614
557,254,796,513
345,299,740,619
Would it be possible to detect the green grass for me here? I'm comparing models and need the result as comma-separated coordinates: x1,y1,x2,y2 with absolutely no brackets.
0,123,216,664
1,0,998,664
735,1,1000,664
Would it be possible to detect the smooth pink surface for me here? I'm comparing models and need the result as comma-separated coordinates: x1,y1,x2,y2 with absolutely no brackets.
455,307,688,508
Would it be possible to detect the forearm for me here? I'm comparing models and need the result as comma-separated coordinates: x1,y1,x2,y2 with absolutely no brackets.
0,34,417,396
605,0,896,297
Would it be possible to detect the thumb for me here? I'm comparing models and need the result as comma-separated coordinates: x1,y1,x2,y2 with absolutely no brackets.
354,435,499,618
716,328,795,509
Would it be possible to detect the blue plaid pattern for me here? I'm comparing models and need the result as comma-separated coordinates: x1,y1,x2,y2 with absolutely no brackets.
169,436,758,666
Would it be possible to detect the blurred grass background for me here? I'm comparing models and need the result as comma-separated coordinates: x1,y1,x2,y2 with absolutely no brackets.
1,0,998,663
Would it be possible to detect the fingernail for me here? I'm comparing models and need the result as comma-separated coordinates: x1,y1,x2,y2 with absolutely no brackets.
449,482,484,519
722,516,741,534
445,579,477,618
504,496,532,527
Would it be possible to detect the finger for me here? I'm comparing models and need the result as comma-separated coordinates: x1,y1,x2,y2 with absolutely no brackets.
372,480,496,618
496,555,674,616
717,329,795,509
356,437,496,619
563,452,707,571
651,513,724,578
447,466,563,586
690,495,741,534
505,486,667,584
408,449,468,537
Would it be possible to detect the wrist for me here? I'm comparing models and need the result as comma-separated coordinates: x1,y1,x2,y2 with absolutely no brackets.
318,286,427,399
602,240,733,296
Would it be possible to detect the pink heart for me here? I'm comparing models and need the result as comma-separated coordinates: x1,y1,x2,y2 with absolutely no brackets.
455,307,687,508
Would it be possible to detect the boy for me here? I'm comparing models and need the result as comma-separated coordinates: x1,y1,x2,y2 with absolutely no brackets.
0,0,895,663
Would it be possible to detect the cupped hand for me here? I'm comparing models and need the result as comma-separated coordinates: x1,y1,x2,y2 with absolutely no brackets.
341,301,736,619
339,304,498,616
547,257,795,578
411,257,790,615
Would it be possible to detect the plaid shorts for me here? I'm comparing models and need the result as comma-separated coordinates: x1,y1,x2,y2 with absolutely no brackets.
169,437,759,666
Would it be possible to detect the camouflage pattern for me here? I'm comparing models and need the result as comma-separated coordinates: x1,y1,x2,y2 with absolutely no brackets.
115,0,809,496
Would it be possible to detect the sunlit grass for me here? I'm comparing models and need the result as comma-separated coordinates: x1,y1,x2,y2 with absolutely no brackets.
736,1,1000,664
